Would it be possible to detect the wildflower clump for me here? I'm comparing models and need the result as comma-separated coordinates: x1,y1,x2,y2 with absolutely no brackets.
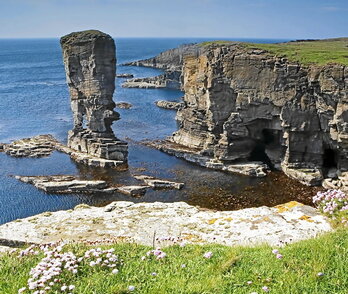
17,243,121,294
313,189,348,224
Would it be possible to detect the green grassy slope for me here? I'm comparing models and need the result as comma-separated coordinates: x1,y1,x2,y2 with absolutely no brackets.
1,229,347,293
200,38,348,66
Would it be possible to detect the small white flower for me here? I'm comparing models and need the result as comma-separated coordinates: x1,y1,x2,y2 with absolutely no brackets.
128,285,135,291
203,251,213,259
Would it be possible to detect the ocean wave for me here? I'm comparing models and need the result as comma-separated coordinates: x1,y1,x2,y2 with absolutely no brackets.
0,80,66,90
0,62,61,70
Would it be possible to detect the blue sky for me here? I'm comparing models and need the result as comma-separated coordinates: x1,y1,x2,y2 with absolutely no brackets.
0,0,347,39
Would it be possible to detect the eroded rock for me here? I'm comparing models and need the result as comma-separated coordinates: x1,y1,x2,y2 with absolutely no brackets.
60,30,128,164
155,100,184,110
146,140,268,177
134,175,184,189
0,201,332,247
166,42,348,185
116,102,133,109
116,185,149,196
15,175,118,194
122,71,181,90
2,135,57,158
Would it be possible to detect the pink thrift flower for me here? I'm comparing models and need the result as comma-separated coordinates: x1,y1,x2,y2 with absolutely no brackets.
262,286,269,292
203,251,213,259
271,249,279,254
276,254,283,259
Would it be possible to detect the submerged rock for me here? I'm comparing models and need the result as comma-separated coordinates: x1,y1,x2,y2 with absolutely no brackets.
155,100,184,110
60,30,128,165
134,175,184,189
116,102,133,109
0,201,332,247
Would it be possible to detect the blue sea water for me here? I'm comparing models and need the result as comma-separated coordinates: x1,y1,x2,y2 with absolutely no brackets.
0,37,308,225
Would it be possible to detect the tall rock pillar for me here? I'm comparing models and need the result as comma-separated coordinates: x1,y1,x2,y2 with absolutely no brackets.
60,30,128,164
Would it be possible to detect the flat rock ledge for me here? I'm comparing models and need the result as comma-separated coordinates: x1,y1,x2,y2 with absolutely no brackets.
146,140,269,177
14,175,184,196
0,201,331,249
134,175,184,189
1,135,126,169
15,175,118,194
1,135,57,158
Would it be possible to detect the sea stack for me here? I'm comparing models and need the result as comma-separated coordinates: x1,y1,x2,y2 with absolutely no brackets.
60,30,128,164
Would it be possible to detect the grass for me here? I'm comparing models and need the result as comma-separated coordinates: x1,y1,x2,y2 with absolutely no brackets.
1,228,348,293
199,38,348,66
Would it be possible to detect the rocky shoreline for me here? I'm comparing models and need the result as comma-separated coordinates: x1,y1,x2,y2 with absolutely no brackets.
145,139,269,177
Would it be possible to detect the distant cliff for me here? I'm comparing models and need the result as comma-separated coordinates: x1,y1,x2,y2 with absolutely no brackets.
124,43,199,71
170,40,348,186
122,44,199,90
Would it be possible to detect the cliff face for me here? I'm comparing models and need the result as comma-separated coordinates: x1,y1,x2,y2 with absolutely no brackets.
172,43,348,185
61,30,128,162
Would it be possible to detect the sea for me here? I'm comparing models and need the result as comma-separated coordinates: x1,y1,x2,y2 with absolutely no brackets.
0,37,316,225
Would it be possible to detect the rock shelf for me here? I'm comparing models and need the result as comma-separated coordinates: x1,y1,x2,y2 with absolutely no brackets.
0,201,331,248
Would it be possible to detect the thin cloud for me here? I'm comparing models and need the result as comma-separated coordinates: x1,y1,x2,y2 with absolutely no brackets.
321,6,340,11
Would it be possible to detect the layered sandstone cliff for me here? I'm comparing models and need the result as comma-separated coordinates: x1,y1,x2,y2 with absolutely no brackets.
169,42,348,185
60,30,128,163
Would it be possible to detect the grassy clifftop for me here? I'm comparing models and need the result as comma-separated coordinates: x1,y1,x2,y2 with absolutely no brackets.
1,229,348,293
200,38,348,66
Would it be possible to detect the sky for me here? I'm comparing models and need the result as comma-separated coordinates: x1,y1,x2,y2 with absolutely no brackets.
0,0,347,39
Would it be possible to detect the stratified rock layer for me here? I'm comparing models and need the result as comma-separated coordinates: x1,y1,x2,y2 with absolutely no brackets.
171,42,348,185
60,30,128,163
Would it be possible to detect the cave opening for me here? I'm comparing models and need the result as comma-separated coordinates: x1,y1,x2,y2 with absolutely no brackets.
248,129,276,169
262,129,276,145
323,148,338,169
